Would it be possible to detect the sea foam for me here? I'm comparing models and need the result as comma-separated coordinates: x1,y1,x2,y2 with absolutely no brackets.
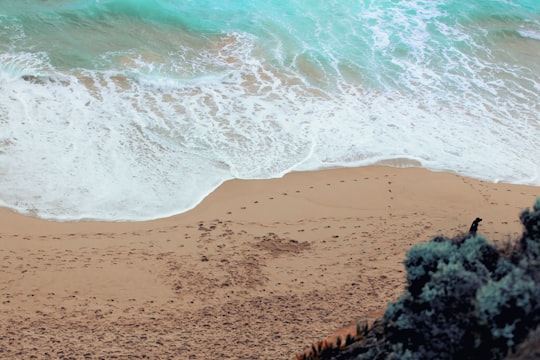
0,0,538,220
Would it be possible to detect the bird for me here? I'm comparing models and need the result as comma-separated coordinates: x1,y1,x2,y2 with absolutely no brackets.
469,217,482,235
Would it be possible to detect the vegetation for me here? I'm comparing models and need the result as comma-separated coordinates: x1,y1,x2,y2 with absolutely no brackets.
297,198,540,360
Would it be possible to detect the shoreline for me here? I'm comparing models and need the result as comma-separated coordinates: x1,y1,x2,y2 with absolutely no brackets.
3,162,539,224
1,166,537,236
1,166,538,359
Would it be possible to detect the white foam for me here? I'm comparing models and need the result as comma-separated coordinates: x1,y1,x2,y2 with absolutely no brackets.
1,5,539,221
518,29,540,40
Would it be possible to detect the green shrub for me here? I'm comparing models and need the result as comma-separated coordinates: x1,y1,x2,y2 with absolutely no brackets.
384,236,496,359
475,267,540,356
315,198,540,360
518,198,540,267
380,199,540,360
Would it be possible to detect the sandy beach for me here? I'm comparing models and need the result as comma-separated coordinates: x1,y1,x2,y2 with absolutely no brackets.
0,166,538,359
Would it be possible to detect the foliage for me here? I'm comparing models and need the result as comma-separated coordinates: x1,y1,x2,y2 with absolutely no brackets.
383,235,500,360
300,198,540,360
518,198,540,265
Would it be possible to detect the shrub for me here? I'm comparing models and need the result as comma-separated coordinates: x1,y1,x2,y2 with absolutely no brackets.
381,199,540,360
518,198,540,271
305,198,540,360
383,236,495,360
475,266,540,357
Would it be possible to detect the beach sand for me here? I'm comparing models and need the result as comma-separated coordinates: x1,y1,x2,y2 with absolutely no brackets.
0,166,538,359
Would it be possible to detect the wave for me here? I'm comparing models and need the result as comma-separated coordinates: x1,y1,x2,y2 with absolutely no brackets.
0,0,538,220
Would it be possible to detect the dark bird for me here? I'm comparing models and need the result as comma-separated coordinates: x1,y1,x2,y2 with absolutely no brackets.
469,217,482,235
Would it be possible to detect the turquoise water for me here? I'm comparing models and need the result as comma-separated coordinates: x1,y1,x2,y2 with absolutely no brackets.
0,0,539,220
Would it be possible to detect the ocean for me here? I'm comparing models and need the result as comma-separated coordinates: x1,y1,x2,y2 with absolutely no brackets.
0,0,539,221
